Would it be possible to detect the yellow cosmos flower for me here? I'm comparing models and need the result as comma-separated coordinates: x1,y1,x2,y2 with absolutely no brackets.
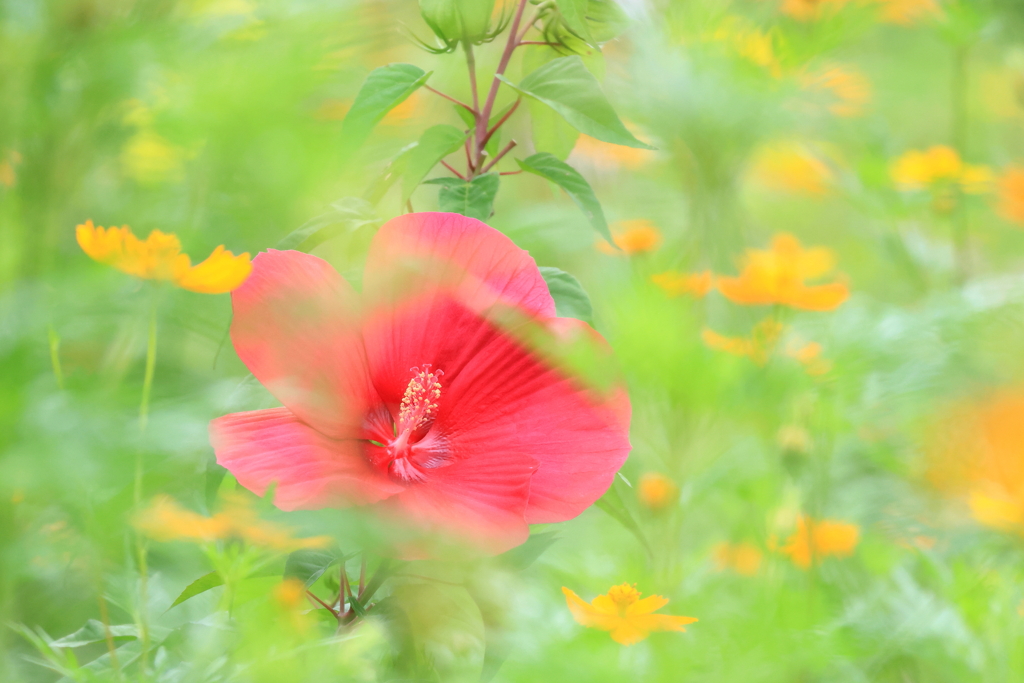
637,472,678,511
76,220,252,294
802,65,872,118
596,219,663,256
713,542,763,576
651,270,713,298
562,584,697,646
998,167,1024,225
748,142,835,195
875,0,941,25
135,494,330,552
891,146,993,194
779,515,860,569
716,234,849,311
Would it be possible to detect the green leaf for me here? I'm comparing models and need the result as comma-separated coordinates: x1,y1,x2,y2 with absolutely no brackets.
389,582,485,681
284,548,344,588
556,0,596,45
275,198,380,252
539,267,594,324
499,56,652,149
425,173,500,221
515,153,610,242
496,531,560,571
595,478,652,558
364,142,418,206
50,620,140,648
169,571,225,609
585,0,631,43
340,64,431,152
402,125,470,201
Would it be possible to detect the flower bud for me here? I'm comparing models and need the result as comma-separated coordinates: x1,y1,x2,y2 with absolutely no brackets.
420,0,497,46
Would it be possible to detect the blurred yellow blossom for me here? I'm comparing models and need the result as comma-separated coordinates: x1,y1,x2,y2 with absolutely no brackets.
573,133,654,171
651,270,713,298
121,130,190,185
135,494,330,552
713,542,763,576
891,146,994,194
702,318,784,365
637,473,678,511
76,221,252,294
781,0,851,22
874,0,940,25
716,234,850,311
707,17,782,76
748,142,835,195
0,150,21,188
779,515,860,568
802,66,872,117
785,339,833,375
777,424,812,453
562,584,697,646
998,167,1024,225
596,219,662,255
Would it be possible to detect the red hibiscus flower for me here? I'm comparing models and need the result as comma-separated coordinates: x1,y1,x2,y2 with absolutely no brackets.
209,212,631,555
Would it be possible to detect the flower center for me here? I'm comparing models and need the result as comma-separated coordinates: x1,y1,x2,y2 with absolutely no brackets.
383,366,444,483
607,584,641,615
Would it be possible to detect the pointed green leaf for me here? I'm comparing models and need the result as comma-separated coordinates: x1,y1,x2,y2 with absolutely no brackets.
340,64,431,152
275,198,380,252
515,153,611,242
425,173,500,220
50,620,140,648
402,125,470,201
169,571,225,609
539,267,593,324
499,56,652,149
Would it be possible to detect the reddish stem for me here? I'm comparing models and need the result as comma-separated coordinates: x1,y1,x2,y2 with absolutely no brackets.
424,85,474,113
518,41,559,46
358,555,367,599
482,140,517,173
477,0,530,166
306,590,339,619
481,98,521,149
441,159,467,180
499,170,523,176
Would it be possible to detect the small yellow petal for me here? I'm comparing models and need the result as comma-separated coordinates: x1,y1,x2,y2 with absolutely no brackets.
173,245,253,293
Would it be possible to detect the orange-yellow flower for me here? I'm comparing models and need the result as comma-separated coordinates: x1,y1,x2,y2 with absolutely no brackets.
76,220,251,294
702,318,784,365
562,584,697,646
891,146,993,194
596,219,662,255
927,391,1024,533
802,66,871,118
748,142,835,195
998,167,1024,225
713,542,763,576
637,472,678,511
874,0,941,25
651,270,713,298
779,515,860,569
781,0,851,22
785,339,833,376
135,494,330,552
716,234,849,311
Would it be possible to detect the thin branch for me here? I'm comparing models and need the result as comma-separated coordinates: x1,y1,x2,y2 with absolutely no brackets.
518,41,559,46
464,137,476,175
499,170,523,176
479,0,530,153
515,9,544,45
340,562,350,616
424,85,474,113
406,199,414,214
465,42,481,115
306,590,339,619
441,159,467,180
358,556,367,599
482,140,517,173
481,97,521,149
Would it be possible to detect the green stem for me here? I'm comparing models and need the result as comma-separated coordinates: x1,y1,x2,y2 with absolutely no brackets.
951,43,970,282
134,299,158,681
47,325,64,390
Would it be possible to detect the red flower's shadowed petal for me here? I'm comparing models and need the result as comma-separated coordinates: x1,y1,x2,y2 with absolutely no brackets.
390,447,539,556
230,250,377,438
440,314,631,524
363,212,556,318
210,408,403,510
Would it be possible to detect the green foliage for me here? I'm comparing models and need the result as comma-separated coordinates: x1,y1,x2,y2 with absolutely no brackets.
517,153,610,241
402,125,470,201
540,266,594,324
426,174,500,220
340,64,432,153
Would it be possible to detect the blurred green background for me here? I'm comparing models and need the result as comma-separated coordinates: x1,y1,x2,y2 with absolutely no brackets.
4,0,1024,680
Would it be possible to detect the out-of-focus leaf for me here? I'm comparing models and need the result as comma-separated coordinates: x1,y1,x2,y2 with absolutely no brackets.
389,582,485,682
595,478,652,558
539,267,594,324
275,198,380,252
169,572,225,610
496,531,560,571
426,174,500,220
284,548,345,588
340,64,431,152
364,142,418,207
586,0,631,42
555,0,596,45
516,153,610,242
402,125,470,201
499,57,652,149
50,620,140,648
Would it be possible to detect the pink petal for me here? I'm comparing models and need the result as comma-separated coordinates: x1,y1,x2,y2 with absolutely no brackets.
230,249,377,438
438,314,632,524
363,212,556,318
210,408,403,510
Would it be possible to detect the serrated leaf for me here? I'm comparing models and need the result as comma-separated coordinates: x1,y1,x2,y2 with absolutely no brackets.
340,64,431,152
275,198,380,252
539,267,594,324
499,56,652,149
403,125,470,201
425,173,500,220
50,620,139,648
515,153,610,242
284,548,344,588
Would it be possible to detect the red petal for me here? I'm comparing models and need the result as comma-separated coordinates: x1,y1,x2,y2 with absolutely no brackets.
230,249,376,438
210,408,402,510
363,212,556,318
